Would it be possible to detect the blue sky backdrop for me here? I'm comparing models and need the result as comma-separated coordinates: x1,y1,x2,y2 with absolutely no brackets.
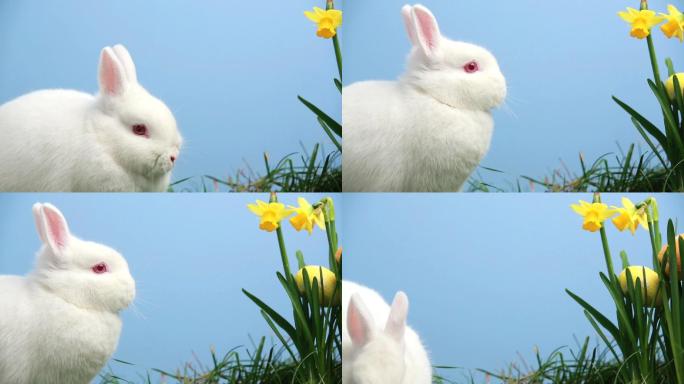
0,0,340,186
0,193,341,381
342,193,684,379
342,0,684,189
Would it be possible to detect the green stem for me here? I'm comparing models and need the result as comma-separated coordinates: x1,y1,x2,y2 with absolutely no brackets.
276,227,292,283
641,0,661,86
323,198,338,267
646,34,662,89
332,35,343,83
327,0,343,83
594,193,616,281
600,226,616,283
270,192,292,283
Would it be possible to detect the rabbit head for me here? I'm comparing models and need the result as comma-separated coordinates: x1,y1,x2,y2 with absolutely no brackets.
93,44,182,181
401,4,506,111
30,203,135,313
345,291,410,384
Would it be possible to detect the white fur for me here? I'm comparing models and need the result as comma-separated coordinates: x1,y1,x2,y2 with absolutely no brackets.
343,4,506,192
343,280,432,384
0,45,182,192
0,203,135,384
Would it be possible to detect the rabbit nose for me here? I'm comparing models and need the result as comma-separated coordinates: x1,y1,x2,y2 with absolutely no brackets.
170,155,177,163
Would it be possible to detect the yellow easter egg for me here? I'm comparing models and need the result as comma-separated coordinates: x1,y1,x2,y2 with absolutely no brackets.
665,73,684,100
294,265,340,306
618,266,661,307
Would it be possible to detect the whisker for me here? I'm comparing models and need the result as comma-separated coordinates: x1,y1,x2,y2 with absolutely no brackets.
501,101,519,119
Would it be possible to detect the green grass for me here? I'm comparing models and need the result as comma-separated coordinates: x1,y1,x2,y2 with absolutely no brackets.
431,337,661,384
168,144,341,192
99,336,670,384
467,144,677,193
98,337,327,384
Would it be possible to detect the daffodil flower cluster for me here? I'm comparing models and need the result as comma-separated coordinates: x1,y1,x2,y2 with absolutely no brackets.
248,196,326,234
571,197,650,234
305,6,343,39
619,4,684,41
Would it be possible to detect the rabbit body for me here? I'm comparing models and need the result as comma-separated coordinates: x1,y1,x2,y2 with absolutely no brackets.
0,276,122,384
0,45,182,192
0,203,135,384
343,80,493,191
342,280,432,384
342,4,506,192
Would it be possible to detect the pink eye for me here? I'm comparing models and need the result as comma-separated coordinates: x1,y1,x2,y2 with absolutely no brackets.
463,61,479,73
132,124,148,137
92,262,108,274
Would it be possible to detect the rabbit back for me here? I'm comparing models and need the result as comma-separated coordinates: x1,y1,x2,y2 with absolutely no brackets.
343,81,409,192
0,275,122,384
0,90,95,191
343,80,493,192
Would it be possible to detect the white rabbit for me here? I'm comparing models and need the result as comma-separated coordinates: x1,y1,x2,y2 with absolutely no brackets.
0,203,135,384
342,280,432,384
343,4,507,192
0,44,182,192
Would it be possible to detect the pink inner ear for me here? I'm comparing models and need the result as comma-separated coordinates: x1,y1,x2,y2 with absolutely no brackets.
348,300,370,346
100,51,123,95
414,9,440,52
44,209,68,249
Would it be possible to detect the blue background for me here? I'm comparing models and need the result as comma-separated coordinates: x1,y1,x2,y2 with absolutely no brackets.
342,0,684,189
342,193,684,380
0,193,341,382
0,0,341,186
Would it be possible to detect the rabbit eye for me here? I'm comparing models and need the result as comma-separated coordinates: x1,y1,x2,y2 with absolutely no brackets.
463,61,479,74
92,262,108,274
132,124,148,137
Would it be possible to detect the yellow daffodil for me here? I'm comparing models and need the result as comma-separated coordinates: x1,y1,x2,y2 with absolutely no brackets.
571,200,616,232
618,7,665,39
660,4,684,41
304,7,342,38
294,265,340,306
288,197,325,235
610,197,648,234
247,200,293,232
665,73,684,100
618,266,661,307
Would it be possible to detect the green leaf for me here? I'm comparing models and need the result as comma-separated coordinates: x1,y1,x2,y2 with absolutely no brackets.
613,95,668,152
317,117,342,152
672,74,684,129
298,95,342,137
259,309,297,362
276,273,315,349
631,117,668,169
242,288,297,340
566,289,621,340
647,80,684,155
666,58,675,77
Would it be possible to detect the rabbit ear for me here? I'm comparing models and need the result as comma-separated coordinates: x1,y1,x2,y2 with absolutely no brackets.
38,203,71,256
112,44,138,84
412,4,441,57
348,293,374,346
385,291,408,342
401,5,417,46
32,203,47,244
99,46,127,96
